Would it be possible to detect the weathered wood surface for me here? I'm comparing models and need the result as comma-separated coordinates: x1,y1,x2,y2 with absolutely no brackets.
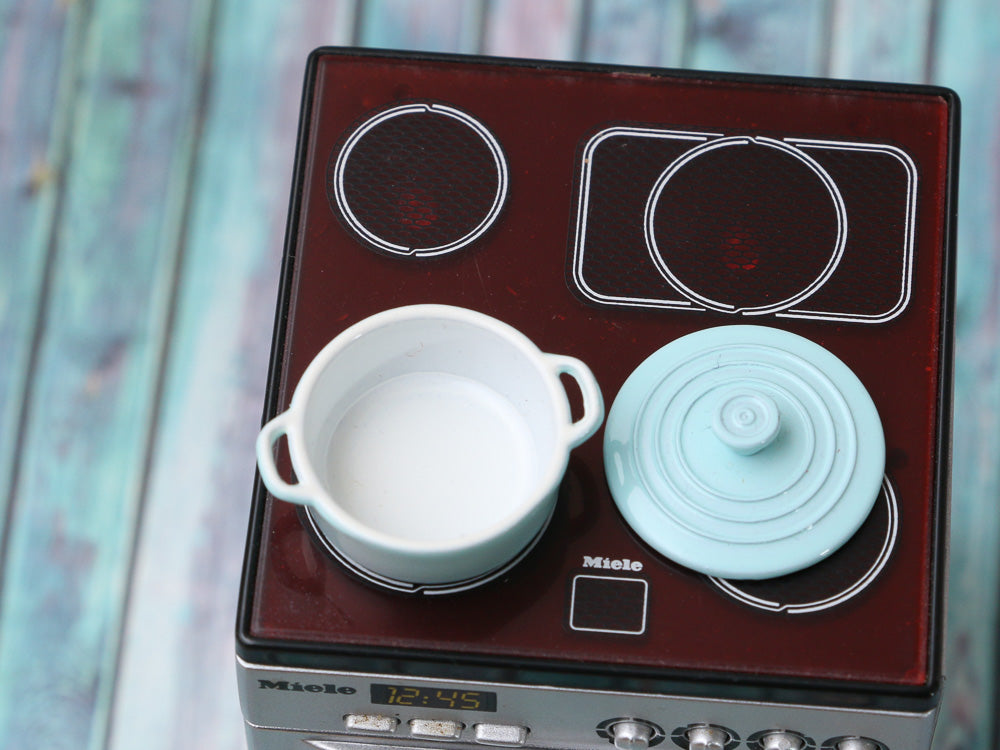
0,1,995,749
0,1,214,749
107,3,358,747
0,0,81,555
932,1,1000,748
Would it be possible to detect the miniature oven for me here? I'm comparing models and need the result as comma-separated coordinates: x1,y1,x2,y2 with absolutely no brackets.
237,49,958,750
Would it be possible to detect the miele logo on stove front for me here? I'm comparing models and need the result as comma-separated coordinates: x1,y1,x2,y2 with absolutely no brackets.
257,680,356,695
582,555,644,572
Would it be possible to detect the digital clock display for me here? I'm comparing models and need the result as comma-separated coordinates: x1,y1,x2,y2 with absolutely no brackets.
370,683,497,712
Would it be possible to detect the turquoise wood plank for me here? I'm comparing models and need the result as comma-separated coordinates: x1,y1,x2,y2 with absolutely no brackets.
581,0,689,67
482,0,586,59
826,0,934,82
930,1,1000,746
684,0,830,75
0,0,214,747
107,3,358,749
0,0,82,546
358,0,486,53
824,6,994,746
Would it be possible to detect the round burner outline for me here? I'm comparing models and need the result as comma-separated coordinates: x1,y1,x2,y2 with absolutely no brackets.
303,502,554,596
643,136,848,315
330,102,509,258
708,476,899,614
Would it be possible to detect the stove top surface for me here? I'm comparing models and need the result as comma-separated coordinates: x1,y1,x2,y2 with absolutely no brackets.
241,49,955,694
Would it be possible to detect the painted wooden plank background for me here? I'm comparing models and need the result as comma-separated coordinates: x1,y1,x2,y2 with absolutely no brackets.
0,0,82,549
932,1,1000,748
483,0,586,59
582,0,688,67
685,0,831,75
827,0,935,83
0,2,996,749
358,0,485,53
0,0,214,748
107,3,358,747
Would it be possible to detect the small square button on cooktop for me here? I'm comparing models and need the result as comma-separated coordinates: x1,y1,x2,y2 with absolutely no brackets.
570,575,648,635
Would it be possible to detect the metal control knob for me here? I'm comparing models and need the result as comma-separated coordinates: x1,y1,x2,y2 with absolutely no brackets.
836,739,879,750
760,732,805,750
611,720,655,750
686,725,729,750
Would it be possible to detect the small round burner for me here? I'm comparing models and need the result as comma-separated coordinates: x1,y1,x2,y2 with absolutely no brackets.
329,102,508,257
645,136,846,314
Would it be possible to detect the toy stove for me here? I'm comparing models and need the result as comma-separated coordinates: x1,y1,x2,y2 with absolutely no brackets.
237,49,958,750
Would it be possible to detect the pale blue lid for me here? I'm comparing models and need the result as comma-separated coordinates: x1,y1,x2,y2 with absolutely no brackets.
604,325,885,580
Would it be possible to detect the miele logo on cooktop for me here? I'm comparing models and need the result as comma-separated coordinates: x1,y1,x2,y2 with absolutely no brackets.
257,680,357,695
582,555,644,572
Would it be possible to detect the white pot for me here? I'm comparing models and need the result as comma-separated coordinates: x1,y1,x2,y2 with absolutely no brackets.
256,304,603,586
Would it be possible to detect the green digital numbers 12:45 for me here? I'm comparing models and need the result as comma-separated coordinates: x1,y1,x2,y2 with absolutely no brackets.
370,684,497,712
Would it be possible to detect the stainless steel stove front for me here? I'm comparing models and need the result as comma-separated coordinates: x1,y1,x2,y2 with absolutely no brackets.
237,658,936,750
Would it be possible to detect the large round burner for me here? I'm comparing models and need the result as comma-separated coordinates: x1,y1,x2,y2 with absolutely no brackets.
710,477,898,613
329,102,508,257
645,136,846,314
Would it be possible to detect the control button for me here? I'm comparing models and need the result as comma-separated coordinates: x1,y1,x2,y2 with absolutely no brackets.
836,740,879,750
570,575,648,634
611,720,654,750
344,714,398,733
474,723,529,746
686,725,729,750
760,732,805,750
598,718,665,748
410,718,464,740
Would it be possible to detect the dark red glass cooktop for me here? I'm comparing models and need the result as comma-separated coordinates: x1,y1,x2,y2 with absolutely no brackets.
247,50,955,690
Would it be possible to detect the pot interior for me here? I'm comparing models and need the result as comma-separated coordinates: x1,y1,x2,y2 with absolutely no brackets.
300,315,563,544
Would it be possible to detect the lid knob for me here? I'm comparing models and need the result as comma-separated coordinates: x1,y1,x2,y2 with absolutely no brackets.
711,387,781,455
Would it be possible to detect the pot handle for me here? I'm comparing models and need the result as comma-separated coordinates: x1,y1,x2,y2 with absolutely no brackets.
255,411,317,507
547,354,605,448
